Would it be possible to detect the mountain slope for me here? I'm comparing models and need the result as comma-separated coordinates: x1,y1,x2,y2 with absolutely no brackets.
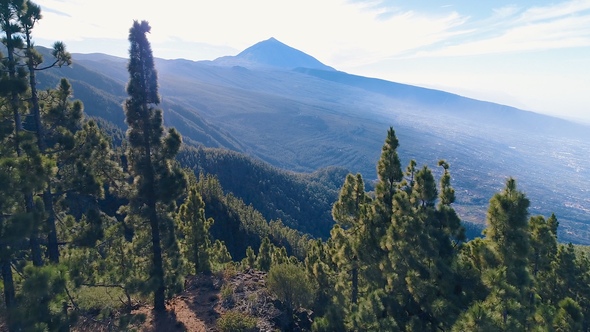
295,67,590,138
56,41,590,244
177,145,348,238
35,48,246,151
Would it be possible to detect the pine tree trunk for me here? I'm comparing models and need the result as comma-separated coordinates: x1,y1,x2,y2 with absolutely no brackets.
351,256,358,305
3,17,43,267
1,255,15,308
143,108,166,312
1,254,17,331
27,191,43,266
26,34,60,264
149,206,165,312
27,35,45,153
27,67,47,266
45,187,60,263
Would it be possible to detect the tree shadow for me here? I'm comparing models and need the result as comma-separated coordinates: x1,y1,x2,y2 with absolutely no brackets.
151,309,187,332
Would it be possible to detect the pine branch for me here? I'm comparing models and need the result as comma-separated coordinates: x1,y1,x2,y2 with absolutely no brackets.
80,282,126,290
33,59,60,71
10,262,24,278
64,285,80,312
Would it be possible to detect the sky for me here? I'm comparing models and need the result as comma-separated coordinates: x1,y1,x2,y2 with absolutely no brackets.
35,0,590,123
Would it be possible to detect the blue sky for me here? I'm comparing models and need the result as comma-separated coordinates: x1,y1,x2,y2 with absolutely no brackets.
35,0,590,122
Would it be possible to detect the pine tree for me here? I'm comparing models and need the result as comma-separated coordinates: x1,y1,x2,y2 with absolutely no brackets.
375,126,403,215
272,246,289,266
305,240,333,315
553,297,583,332
0,0,26,157
20,0,71,263
210,239,232,267
13,264,69,331
331,173,370,306
457,178,531,330
363,127,404,291
365,127,404,294
552,243,590,330
484,178,530,291
256,237,273,271
0,2,50,326
4,3,124,327
177,187,213,274
123,20,186,312
245,246,256,269
0,14,86,330
376,163,465,330
341,133,468,331
528,214,558,316
346,128,409,330
0,49,19,329
0,0,46,268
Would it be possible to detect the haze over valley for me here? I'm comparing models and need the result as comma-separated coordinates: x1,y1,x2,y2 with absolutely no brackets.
38,37,590,244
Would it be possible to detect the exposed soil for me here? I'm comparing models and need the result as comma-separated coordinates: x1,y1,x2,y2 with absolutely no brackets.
0,268,314,331
71,269,311,331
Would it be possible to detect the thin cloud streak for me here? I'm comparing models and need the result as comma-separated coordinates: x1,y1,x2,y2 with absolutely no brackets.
519,0,590,23
408,0,590,58
39,6,71,17
328,9,469,67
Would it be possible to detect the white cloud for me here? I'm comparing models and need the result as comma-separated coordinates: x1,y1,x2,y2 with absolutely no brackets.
411,0,590,58
34,0,590,65
492,5,520,19
36,0,467,65
519,0,590,23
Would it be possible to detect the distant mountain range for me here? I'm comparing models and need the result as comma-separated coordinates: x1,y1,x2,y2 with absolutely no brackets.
35,38,590,244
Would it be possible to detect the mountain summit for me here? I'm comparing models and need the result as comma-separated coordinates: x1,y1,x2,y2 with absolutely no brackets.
213,37,334,71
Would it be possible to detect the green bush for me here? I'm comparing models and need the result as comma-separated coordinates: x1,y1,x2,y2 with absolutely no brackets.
75,286,126,317
267,263,315,314
217,310,257,332
220,284,234,302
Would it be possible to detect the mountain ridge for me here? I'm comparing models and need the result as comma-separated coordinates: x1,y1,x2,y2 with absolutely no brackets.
295,67,590,138
35,40,590,244
62,45,589,129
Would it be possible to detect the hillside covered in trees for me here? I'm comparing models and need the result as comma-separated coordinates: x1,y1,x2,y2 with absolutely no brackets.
32,30,590,245
1,2,590,331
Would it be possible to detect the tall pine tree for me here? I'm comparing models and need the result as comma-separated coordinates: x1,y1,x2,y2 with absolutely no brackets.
20,0,72,263
331,173,371,307
0,0,46,268
123,20,186,312
455,178,531,331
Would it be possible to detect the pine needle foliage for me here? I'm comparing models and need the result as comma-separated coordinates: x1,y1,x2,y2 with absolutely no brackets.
122,20,186,312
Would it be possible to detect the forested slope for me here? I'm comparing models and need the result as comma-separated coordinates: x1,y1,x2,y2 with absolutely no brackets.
177,145,347,238
2,6,590,331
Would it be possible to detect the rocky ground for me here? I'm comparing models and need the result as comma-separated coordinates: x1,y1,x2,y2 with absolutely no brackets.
70,269,311,331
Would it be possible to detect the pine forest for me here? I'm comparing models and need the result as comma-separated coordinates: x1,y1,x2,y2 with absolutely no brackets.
1,3,590,331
